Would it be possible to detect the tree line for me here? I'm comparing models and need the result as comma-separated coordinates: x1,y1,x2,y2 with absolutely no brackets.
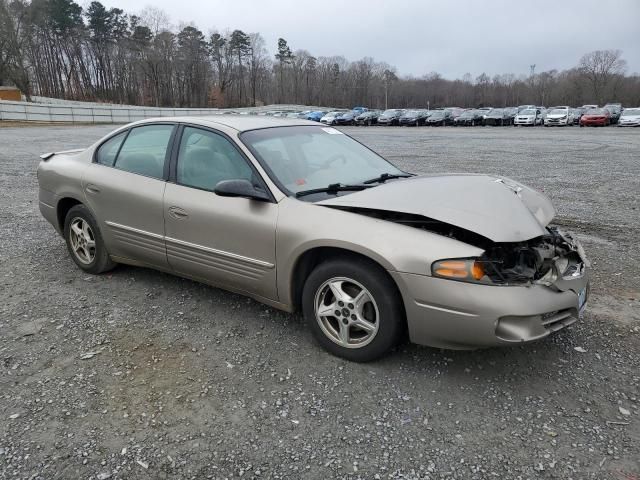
1,0,638,109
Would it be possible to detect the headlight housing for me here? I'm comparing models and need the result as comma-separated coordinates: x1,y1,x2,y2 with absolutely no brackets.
431,258,486,283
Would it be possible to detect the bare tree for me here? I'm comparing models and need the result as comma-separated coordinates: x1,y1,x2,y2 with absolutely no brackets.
247,33,267,107
579,49,627,104
138,6,171,35
0,0,32,98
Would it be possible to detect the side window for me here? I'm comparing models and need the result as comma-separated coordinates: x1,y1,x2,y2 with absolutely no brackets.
96,131,126,166
177,127,254,191
114,124,174,179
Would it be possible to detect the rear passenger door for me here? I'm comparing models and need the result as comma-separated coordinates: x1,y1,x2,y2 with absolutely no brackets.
83,123,176,268
163,125,279,300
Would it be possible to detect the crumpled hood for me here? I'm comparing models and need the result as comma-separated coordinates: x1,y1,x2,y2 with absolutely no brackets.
318,175,555,242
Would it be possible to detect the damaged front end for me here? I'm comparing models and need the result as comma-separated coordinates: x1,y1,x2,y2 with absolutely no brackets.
476,227,590,288
329,206,589,290
430,226,589,291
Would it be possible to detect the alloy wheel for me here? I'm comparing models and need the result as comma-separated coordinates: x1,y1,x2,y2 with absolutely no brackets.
69,217,96,265
314,277,380,349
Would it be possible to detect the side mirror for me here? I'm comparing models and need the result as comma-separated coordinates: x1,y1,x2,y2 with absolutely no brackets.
214,179,270,202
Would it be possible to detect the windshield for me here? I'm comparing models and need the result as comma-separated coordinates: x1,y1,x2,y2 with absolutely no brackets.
240,126,404,195
521,109,536,115
622,108,640,116
404,110,420,116
429,111,444,118
489,109,503,115
586,108,606,115
550,109,567,115
382,109,400,115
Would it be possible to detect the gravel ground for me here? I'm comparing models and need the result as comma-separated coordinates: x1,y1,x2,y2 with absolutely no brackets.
1,123,639,480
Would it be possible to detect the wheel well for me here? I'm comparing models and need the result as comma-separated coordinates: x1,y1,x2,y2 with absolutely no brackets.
57,197,82,231
290,247,403,315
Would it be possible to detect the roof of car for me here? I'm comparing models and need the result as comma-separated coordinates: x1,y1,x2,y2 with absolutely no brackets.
138,114,317,132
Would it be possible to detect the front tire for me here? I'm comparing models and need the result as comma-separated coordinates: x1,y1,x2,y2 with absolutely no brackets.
64,204,116,274
302,257,404,362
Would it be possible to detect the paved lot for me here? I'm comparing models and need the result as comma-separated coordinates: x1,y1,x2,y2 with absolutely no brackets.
1,124,639,479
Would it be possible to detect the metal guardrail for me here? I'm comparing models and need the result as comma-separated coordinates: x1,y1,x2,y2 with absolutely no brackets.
0,100,330,123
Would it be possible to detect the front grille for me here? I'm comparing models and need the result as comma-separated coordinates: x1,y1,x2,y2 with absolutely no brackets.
541,309,577,332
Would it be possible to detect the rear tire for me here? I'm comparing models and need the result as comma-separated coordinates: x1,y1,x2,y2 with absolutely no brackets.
64,204,116,274
302,257,404,362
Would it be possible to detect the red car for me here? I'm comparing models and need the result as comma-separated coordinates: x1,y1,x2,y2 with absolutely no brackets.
580,108,611,127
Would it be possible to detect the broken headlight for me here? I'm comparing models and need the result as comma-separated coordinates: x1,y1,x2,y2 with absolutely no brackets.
432,228,588,286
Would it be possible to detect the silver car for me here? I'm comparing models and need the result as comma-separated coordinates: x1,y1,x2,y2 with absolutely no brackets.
37,117,590,361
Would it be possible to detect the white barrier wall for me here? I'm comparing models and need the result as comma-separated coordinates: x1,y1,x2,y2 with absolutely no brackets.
0,100,222,123
0,100,331,123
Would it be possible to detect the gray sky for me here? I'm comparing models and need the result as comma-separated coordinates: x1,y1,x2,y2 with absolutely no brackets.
101,0,640,78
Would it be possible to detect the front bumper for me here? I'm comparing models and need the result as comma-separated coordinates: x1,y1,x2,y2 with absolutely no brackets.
546,118,569,126
581,119,607,126
391,269,589,350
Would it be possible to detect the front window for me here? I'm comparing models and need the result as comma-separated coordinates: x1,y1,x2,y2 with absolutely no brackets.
586,108,605,115
240,126,404,195
176,127,254,191
622,109,640,116
550,109,567,115
520,109,536,115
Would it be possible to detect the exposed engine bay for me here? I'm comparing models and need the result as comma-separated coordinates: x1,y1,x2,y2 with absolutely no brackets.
329,206,589,287
478,227,589,286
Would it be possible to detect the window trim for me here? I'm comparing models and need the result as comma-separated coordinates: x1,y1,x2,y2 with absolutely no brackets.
169,123,276,203
92,122,177,181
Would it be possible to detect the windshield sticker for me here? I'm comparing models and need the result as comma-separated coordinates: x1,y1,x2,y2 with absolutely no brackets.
322,127,343,135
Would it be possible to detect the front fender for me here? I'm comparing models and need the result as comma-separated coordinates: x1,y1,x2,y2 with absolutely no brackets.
275,198,483,307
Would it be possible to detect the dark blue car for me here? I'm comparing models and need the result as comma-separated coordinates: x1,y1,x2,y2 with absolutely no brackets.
335,111,359,125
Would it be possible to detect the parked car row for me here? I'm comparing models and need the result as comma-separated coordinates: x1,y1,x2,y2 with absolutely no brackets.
236,104,639,128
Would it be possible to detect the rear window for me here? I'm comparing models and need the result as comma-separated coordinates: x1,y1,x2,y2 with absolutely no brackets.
113,125,174,179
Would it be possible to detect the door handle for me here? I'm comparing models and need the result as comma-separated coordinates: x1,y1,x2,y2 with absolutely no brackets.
85,184,100,194
168,206,188,219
